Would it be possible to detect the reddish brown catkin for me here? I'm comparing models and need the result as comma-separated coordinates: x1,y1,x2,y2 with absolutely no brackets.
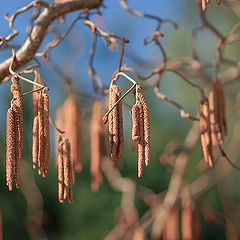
6,108,16,191
63,96,82,173
109,84,119,160
181,200,193,240
90,100,103,192
131,104,140,142
43,92,50,178
163,208,179,240
38,91,44,175
215,78,227,142
62,138,73,203
115,86,124,160
137,101,145,178
32,115,39,169
11,76,23,188
209,90,218,146
138,93,150,167
58,136,64,203
200,99,214,167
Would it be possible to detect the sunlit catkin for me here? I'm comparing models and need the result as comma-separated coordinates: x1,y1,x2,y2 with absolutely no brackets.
138,93,151,167
131,104,140,142
63,96,82,173
58,136,64,203
108,84,124,162
43,92,50,178
11,76,23,188
90,100,104,192
214,78,227,144
6,108,15,191
32,116,39,169
38,91,44,175
199,98,214,167
137,101,144,178
63,138,73,203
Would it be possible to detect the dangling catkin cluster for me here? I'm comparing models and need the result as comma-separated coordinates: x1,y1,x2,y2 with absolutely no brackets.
90,100,106,192
58,136,73,203
32,86,50,178
209,78,227,146
6,76,23,191
108,84,124,162
199,98,214,167
55,95,82,177
201,0,220,11
131,92,151,177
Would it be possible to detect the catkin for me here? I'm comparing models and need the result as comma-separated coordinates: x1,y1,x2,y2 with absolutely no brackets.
200,99,214,167
43,92,50,178
38,92,44,175
163,207,179,240
108,84,124,162
58,136,64,203
58,136,73,204
138,93,151,167
11,76,23,188
131,104,140,142
209,79,227,146
6,108,16,191
90,100,104,192
63,96,82,173
32,116,39,169
137,101,144,178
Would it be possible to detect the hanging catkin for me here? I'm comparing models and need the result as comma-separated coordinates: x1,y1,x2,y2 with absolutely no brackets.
138,93,150,167
37,91,44,175
11,76,23,188
137,101,144,178
57,136,73,203
58,136,64,203
131,104,140,142
63,96,82,173
199,98,214,167
43,91,50,178
210,78,227,146
163,207,179,240
6,107,15,191
108,84,124,162
90,100,104,192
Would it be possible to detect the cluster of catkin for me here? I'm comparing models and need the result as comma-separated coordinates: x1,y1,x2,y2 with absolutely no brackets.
199,79,227,167
131,92,150,177
209,78,227,146
32,76,50,177
6,76,23,191
55,95,82,203
55,95,82,173
57,136,73,203
108,84,124,163
199,98,215,167
201,0,220,11
90,100,106,192
163,201,202,240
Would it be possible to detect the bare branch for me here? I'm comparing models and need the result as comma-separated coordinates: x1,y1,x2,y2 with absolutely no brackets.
0,0,102,83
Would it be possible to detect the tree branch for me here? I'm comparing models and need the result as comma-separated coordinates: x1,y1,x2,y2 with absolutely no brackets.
0,0,102,83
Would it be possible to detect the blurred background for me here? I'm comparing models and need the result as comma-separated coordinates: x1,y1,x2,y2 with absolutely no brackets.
1,0,240,239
